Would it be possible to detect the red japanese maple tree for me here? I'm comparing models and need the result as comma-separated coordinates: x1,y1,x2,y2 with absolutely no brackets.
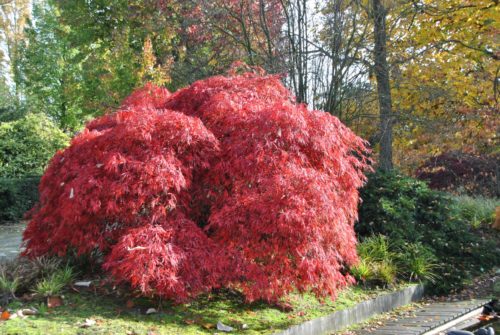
23,72,371,303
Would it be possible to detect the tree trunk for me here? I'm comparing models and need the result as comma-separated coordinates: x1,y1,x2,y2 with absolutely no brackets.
372,0,393,171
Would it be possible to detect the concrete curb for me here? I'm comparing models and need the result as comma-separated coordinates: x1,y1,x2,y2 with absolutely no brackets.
274,284,424,335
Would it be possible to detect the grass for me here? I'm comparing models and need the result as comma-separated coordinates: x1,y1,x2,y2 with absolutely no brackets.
0,284,413,335
451,195,499,228
33,266,75,297
352,235,400,286
0,275,19,297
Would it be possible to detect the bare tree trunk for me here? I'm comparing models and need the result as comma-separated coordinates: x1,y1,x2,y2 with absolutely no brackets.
280,0,309,103
372,0,393,171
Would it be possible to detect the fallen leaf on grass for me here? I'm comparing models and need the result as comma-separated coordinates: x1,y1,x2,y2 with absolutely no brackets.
217,321,234,332
202,323,215,329
47,296,63,308
12,311,24,320
18,309,37,317
184,319,195,325
74,281,92,287
80,318,96,328
0,311,10,321
145,308,157,315
228,318,243,326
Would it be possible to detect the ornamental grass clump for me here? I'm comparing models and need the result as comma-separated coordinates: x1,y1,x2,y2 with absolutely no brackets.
23,72,370,303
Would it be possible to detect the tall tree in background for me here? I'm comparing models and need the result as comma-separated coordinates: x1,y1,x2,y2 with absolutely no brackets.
280,0,373,126
138,35,173,86
54,0,176,115
371,0,393,171
17,1,84,130
0,71,18,121
0,0,30,98
15,0,178,130
192,0,285,74
318,0,371,121
280,0,310,103
389,0,499,169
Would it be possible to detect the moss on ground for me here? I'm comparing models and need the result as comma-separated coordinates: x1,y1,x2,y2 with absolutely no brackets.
0,284,412,335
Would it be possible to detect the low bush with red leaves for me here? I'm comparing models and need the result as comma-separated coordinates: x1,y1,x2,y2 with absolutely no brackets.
415,151,499,197
23,72,371,303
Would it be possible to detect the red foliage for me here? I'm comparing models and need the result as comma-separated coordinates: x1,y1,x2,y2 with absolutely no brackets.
415,151,499,197
23,73,371,303
165,73,371,300
23,105,219,257
120,82,171,110
103,212,228,302
183,1,284,66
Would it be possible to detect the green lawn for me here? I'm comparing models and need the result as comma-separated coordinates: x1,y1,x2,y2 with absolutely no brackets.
1,284,411,335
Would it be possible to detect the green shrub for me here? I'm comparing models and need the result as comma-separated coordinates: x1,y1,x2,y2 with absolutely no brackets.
0,113,68,222
357,170,500,294
0,176,40,222
357,171,436,241
0,113,69,178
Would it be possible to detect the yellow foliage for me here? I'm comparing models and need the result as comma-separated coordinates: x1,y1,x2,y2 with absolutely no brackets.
387,0,498,170
138,36,173,86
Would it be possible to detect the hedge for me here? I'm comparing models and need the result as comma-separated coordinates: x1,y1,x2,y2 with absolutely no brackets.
0,176,40,222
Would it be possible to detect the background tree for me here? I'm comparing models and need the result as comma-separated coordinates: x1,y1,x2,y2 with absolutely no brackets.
17,1,84,130
388,0,498,170
187,0,285,74
0,74,19,122
370,0,393,171
0,0,30,98
316,0,376,132
51,0,176,119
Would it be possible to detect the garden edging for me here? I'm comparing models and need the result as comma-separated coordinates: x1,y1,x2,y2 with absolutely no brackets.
274,284,424,335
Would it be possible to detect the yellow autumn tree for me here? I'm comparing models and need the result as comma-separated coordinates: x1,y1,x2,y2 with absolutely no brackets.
138,36,173,86
388,0,498,169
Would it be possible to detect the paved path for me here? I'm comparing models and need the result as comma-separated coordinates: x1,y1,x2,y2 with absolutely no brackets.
354,299,488,335
0,222,25,260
